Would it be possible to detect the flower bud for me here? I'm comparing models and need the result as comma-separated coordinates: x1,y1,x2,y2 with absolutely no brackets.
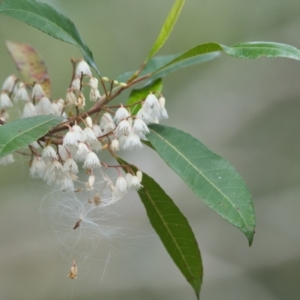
111,139,120,151
158,96,165,109
136,170,143,183
86,116,93,128
86,175,95,190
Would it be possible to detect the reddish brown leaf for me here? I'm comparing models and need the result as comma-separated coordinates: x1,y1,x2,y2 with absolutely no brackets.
6,40,51,97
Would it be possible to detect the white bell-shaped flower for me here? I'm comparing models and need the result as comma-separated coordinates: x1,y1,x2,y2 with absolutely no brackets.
30,156,46,178
75,142,90,161
114,105,130,124
41,145,58,162
123,132,142,150
22,101,37,118
14,83,29,102
32,83,45,100
0,92,13,108
116,119,132,137
75,60,92,77
116,176,128,193
89,77,98,89
36,96,53,115
83,151,101,169
2,74,16,92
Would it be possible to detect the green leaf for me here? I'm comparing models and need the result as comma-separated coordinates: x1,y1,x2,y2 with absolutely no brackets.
116,54,178,83
118,41,300,84
0,115,64,157
151,52,220,81
147,124,256,245
0,0,100,75
222,41,300,59
116,52,218,84
117,157,202,299
153,42,300,75
126,78,163,115
145,0,185,62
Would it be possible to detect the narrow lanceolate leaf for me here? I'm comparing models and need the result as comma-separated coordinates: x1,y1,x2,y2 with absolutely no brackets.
153,42,300,75
145,0,185,62
118,41,300,84
0,115,64,157
116,54,178,83
150,52,220,82
222,42,300,59
116,52,218,84
6,41,51,98
117,157,202,299
126,78,163,115
0,0,100,75
147,124,256,245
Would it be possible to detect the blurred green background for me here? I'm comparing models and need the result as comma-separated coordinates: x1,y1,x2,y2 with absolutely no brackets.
1,0,300,299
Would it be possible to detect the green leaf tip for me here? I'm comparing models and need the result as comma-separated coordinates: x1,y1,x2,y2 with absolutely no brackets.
0,0,100,75
146,0,185,62
147,124,256,245
166,41,300,64
117,157,202,298
118,41,300,87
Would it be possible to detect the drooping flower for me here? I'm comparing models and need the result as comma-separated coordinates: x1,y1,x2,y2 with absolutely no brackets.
130,175,143,190
32,83,45,100
115,119,132,137
1,74,16,93
41,145,58,162
133,118,149,137
122,132,142,150
22,101,37,118
89,87,101,102
75,60,92,77
63,158,79,174
14,82,29,102
89,77,98,89
71,77,81,90
83,152,101,169
0,154,15,165
114,105,130,124
116,176,128,193
82,127,97,145
36,96,53,115
30,156,46,178
0,92,13,108
75,142,90,161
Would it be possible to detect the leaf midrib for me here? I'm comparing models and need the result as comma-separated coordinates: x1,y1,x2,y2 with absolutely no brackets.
150,129,250,230
0,118,56,153
142,186,199,292
1,7,80,47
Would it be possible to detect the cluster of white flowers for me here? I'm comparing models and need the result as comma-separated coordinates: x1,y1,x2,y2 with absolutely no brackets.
1,58,169,272
0,59,169,203
1,75,65,119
